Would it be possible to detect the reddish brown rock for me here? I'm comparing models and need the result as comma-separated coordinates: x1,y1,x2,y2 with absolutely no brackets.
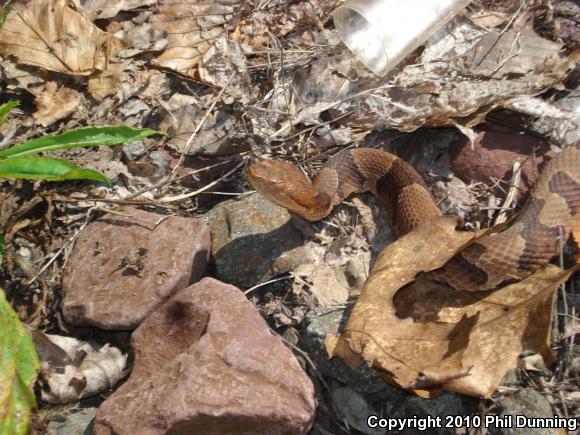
62,208,209,330
449,131,556,196
93,278,316,435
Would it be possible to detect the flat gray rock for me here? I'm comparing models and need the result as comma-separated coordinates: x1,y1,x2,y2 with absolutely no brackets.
204,193,307,288
93,277,316,435
47,407,96,435
62,208,209,330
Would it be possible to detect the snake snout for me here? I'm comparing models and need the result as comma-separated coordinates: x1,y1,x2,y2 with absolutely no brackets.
247,160,319,217
248,161,293,201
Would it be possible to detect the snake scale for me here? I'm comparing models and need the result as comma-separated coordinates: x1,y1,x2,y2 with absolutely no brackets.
248,144,580,292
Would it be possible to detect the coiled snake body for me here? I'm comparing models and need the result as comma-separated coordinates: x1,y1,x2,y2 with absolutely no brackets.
248,145,580,292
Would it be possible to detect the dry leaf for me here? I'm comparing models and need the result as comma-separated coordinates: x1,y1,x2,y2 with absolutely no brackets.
517,353,547,372
33,331,127,404
148,1,237,77
292,262,350,307
73,0,156,19
30,82,83,126
88,62,127,101
114,21,168,58
158,93,243,156
327,216,578,398
199,37,251,104
0,62,45,90
462,29,563,78
274,22,570,138
0,0,113,75
469,10,509,28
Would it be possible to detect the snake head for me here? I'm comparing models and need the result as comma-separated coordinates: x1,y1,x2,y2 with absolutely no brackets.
247,160,332,221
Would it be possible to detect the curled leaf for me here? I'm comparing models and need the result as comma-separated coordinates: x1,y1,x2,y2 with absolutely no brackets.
32,331,127,404
327,217,577,398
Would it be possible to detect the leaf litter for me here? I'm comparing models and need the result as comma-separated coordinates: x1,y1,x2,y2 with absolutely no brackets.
0,0,578,431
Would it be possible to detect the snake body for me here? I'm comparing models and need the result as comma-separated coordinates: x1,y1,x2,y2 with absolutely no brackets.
248,145,580,292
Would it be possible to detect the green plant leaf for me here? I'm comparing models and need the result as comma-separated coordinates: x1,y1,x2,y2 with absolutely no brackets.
0,101,19,125
0,157,110,185
0,288,39,435
0,5,12,29
0,126,157,159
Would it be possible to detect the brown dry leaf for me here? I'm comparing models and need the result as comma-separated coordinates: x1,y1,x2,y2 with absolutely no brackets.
198,37,251,104
112,19,168,59
462,29,563,78
0,62,45,90
33,331,127,404
30,82,83,126
327,216,578,398
0,0,113,76
158,93,202,150
159,93,244,156
292,262,350,307
87,61,129,101
148,0,238,77
517,353,547,372
89,61,170,102
469,10,509,28
0,191,21,232
73,0,156,19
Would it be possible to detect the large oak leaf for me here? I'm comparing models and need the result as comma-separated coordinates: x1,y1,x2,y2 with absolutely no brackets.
327,217,578,398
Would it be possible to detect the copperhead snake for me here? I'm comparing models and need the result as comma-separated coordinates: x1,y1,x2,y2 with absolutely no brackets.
248,144,580,292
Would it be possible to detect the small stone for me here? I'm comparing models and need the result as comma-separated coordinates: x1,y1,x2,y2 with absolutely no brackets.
47,407,97,435
93,277,316,435
62,208,210,330
331,386,384,435
204,193,308,288
301,308,391,394
489,389,558,435
393,392,471,435
122,140,146,160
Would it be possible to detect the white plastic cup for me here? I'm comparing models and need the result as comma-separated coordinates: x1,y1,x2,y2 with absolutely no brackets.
333,0,472,76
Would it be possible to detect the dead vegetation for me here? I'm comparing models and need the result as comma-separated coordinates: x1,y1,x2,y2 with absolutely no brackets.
0,0,578,432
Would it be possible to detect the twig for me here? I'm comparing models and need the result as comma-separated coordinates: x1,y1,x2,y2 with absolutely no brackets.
267,84,395,140
49,194,176,209
244,275,293,295
27,207,98,285
494,160,522,225
169,75,234,178
556,225,571,380
159,159,246,203
122,158,239,200
487,31,521,76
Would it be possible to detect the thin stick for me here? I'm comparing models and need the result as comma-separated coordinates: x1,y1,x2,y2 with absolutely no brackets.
494,160,522,225
27,207,98,285
244,275,292,295
170,76,234,178
267,84,395,140
123,159,238,200
49,195,176,209
159,160,246,203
